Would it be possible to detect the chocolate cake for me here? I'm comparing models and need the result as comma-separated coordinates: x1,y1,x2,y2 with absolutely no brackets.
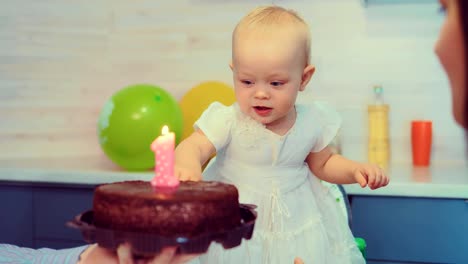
93,180,241,237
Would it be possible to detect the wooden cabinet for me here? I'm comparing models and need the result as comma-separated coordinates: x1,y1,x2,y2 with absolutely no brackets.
0,182,95,249
350,195,468,264
33,186,93,242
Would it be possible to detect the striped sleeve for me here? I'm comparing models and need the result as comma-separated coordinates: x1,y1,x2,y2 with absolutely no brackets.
0,244,89,264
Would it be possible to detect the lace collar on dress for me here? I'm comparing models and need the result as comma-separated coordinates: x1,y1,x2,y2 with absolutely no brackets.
232,103,302,149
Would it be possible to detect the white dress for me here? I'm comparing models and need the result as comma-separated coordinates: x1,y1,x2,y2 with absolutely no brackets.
192,102,365,264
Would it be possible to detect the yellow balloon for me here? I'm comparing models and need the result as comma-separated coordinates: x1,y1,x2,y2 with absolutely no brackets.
179,81,236,141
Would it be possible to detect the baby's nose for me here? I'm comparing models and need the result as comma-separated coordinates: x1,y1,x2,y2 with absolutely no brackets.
254,86,270,99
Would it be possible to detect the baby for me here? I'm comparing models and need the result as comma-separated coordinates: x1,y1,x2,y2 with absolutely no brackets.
175,5,389,264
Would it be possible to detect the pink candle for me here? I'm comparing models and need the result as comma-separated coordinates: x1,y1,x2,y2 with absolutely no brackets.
150,125,179,188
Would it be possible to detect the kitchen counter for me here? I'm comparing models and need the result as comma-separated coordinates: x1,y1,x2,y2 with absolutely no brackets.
0,167,154,186
0,156,154,185
1,161,467,199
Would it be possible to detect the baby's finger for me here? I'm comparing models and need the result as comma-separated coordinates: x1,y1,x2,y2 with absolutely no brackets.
384,174,390,186
376,168,390,189
178,170,191,182
179,175,189,181
190,172,202,182
372,168,384,188
174,170,183,181
368,168,380,188
354,171,367,188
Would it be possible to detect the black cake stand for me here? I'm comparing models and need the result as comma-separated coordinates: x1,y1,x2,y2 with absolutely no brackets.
67,204,257,257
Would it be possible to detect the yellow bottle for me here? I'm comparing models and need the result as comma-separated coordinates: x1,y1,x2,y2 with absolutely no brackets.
367,85,390,169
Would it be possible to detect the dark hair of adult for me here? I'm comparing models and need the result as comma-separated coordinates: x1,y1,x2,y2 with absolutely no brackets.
459,0,468,130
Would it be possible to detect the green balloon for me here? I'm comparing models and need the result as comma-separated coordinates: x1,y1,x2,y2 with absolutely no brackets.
97,84,183,171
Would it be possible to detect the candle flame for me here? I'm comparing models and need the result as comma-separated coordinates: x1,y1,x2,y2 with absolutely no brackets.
161,125,169,135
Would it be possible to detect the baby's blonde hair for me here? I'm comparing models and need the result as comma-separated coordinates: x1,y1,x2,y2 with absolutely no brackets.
232,5,311,65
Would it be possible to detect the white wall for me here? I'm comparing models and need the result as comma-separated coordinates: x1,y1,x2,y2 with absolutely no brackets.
1,0,465,171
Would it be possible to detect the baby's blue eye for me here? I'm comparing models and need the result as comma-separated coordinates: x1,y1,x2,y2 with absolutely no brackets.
271,81,283,87
242,80,253,85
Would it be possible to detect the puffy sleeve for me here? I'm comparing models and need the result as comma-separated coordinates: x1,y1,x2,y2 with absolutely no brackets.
194,102,234,151
308,101,342,153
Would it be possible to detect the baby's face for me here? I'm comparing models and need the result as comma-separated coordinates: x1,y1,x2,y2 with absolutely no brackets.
231,28,308,131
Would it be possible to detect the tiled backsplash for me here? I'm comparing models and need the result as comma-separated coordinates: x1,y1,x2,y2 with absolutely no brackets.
1,0,465,169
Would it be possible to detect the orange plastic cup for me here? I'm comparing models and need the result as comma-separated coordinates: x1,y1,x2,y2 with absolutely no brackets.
411,120,432,166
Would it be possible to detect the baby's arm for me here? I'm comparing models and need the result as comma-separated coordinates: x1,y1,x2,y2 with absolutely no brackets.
306,146,389,190
175,129,216,181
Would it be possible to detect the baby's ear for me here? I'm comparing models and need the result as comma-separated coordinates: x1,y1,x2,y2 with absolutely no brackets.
229,62,234,71
300,64,315,91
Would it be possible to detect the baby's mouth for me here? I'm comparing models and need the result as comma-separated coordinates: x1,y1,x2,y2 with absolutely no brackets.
254,106,271,111
253,106,272,116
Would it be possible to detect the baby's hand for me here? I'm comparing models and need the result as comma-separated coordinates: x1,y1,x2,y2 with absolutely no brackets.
175,166,202,182
352,163,389,190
